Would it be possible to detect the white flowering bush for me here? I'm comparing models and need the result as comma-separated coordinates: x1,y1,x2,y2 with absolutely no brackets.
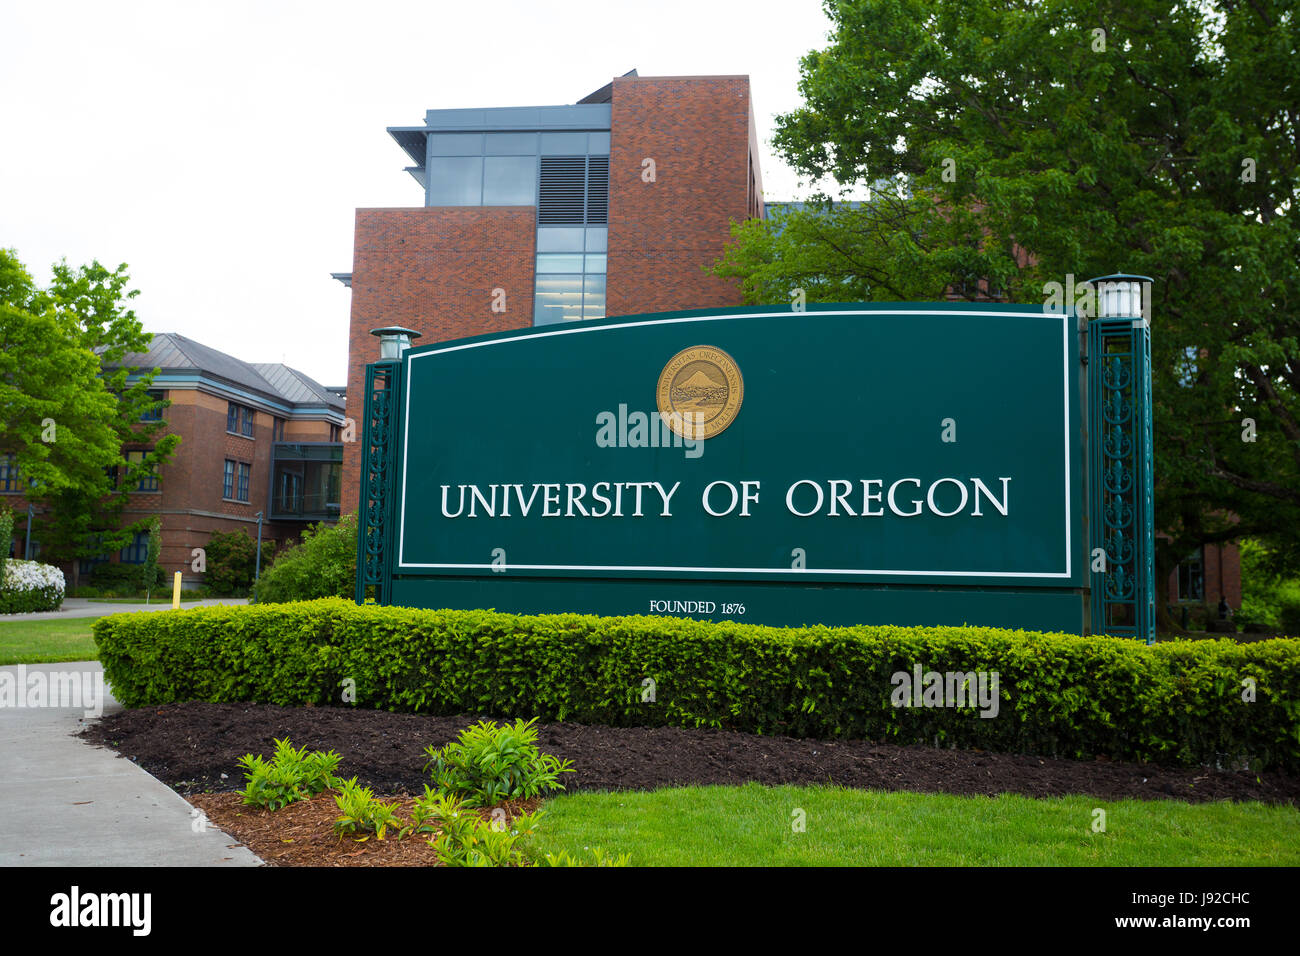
1,559,66,613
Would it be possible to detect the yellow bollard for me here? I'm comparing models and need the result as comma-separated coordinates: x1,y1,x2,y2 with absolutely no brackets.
172,571,182,609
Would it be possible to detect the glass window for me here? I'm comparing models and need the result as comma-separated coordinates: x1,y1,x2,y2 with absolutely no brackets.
585,254,607,274
237,462,251,502
427,157,482,205
485,132,538,155
0,453,18,493
125,451,159,492
540,132,588,155
533,274,583,326
583,274,607,320
1178,549,1205,601
241,406,255,437
483,156,537,205
120,532,149,564
223,460,235,499
227,402,239,433
537,228,585,252
584,227,608,252
140,390,165,422
537,253,585,274
427,133,482,155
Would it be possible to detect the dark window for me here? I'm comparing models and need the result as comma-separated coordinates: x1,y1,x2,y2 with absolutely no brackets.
237,462,250,502
223,460,235,499
273,417,285,441
140,390,165,422
227,402,239,433
124,450,159,492
241,406,255,437
329,423,341,443
1177,549,1205,601
120,532,149,564
0,454,19,493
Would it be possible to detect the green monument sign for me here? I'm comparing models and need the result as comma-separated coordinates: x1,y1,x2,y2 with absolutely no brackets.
358,298,1154,638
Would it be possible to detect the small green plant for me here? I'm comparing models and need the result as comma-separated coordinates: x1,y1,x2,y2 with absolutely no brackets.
422,717,574,806
425,799,543,867
236,738,342,811
332,777,405,841
536,847,632,867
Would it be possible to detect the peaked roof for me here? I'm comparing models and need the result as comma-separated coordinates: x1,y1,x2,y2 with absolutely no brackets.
103,333,345,414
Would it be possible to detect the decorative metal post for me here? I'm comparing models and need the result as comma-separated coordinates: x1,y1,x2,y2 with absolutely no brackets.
355,327,420,606
1086,274,1155,642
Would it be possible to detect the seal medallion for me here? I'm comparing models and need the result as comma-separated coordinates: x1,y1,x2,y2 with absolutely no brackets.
655,345,744,440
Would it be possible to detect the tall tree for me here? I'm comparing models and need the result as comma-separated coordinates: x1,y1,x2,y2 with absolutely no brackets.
0,249,179,570
715,0,1300,618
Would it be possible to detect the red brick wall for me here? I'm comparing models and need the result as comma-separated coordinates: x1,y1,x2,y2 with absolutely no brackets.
606,75,754,316
341,207,536,511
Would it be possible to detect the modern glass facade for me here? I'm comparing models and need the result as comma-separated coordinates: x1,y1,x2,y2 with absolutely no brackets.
391,105,613,326
269,443,343,521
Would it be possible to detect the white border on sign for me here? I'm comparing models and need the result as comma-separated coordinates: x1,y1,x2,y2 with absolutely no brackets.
396,309,1075,579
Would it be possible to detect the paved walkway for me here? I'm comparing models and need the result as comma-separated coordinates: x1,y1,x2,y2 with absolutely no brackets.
0,661,262,866
7,596,250,620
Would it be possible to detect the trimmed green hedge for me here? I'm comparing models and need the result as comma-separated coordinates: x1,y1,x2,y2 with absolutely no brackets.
92,599,1300,771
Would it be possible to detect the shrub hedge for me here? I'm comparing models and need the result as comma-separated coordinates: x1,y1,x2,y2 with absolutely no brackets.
92,599,1300,771
1,559,66,613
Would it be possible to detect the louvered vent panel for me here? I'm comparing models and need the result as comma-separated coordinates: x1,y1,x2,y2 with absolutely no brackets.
538,157,587,225
586,156,609,224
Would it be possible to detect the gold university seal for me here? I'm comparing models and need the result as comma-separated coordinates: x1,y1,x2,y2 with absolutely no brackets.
656,345,744,440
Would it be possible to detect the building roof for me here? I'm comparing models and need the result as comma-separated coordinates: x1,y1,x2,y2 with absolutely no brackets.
103,333,345,415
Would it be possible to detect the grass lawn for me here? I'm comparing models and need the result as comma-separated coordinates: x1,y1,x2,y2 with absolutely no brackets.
528,783,1300,866
0,618,98,665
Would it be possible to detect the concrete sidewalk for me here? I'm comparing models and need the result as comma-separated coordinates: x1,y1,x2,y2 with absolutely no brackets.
0,661,262,866
7,597,250,620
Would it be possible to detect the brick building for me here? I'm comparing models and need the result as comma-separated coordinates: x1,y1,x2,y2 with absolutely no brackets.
3,333,346,590
337,71,764,510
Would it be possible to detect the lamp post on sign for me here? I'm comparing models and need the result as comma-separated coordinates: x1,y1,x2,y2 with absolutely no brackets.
1085,273,1156,643
370,326,422,360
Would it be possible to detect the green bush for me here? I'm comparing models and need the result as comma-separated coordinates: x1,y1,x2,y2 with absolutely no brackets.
0,558,65,613
93,599,1300,771
252,514,355,604
236,738,342,811
423,718,574,806
89,561,162,594
204,530,257,596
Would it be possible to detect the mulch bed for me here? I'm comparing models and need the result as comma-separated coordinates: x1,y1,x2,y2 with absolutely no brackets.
188,792,539,867
80,701,1300,806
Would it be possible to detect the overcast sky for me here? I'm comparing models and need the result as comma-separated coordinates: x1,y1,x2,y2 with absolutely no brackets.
1,0,835,387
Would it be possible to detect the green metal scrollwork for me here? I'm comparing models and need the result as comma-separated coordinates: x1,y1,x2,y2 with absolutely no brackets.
1088,316,1155,642
355,360,401,605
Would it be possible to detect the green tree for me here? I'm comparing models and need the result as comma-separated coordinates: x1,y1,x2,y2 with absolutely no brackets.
0,250,179,572
142,515,162,603
204,529,258,595
715,0,1300,622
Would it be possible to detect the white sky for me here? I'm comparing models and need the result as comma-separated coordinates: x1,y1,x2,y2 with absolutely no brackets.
1,0,835,387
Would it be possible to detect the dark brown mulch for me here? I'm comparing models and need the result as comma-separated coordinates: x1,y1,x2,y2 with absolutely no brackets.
187,792,539,867
79,701,1300,806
